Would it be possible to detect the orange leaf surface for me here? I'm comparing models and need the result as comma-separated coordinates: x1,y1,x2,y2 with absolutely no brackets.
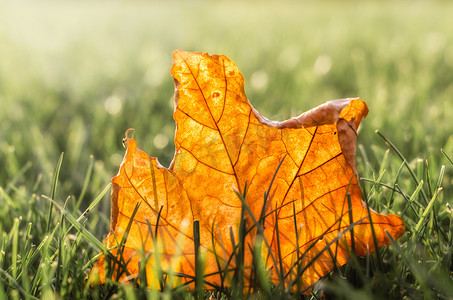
90,50,405,293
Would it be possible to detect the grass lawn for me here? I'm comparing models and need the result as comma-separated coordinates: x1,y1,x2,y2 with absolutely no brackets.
1,0,452,298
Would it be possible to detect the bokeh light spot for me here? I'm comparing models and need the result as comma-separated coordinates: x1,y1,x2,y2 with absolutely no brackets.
313,55,332,76
104,96,122,115
153,133,169,149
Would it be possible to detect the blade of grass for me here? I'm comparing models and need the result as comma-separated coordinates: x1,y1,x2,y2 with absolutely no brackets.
233,157,286,286
389,160,406,208
233,188,281,286
290,217,367,292
193,220,202,299
398,182,421,218
30,221,60,295
445,208,453,273
376,130,428,204
376,132,449,243
76,183,111,223
434,165,446,248
114,202,141,282
424,159,434,199
251,235,271,298
435,165,445,191
236,192,246,299
210,223,225,291
81,251,104,271
274,209,285,289
441,148,453,165
46,152,64,232
0,268,39,300
259,155,286,228
292,201,302,292
75,155,94,212
385,231,436,297
146,216,164,291
22,222,33,259
413,187,442,241
362,190,384,272
360,178,410,199
43,196,107,252
10,218,19,280
154,205,164,239
365,169,386,210
346,194,356,258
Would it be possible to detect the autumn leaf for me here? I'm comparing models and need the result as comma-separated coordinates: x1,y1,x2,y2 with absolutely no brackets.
90,50,405,293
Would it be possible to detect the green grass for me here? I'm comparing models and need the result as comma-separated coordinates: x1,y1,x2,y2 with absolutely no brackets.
1,0,453,298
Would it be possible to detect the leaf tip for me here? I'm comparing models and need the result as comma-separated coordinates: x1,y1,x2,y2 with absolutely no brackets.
123,129,135,148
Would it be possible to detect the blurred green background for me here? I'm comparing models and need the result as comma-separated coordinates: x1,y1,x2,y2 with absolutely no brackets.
1,0,452,220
